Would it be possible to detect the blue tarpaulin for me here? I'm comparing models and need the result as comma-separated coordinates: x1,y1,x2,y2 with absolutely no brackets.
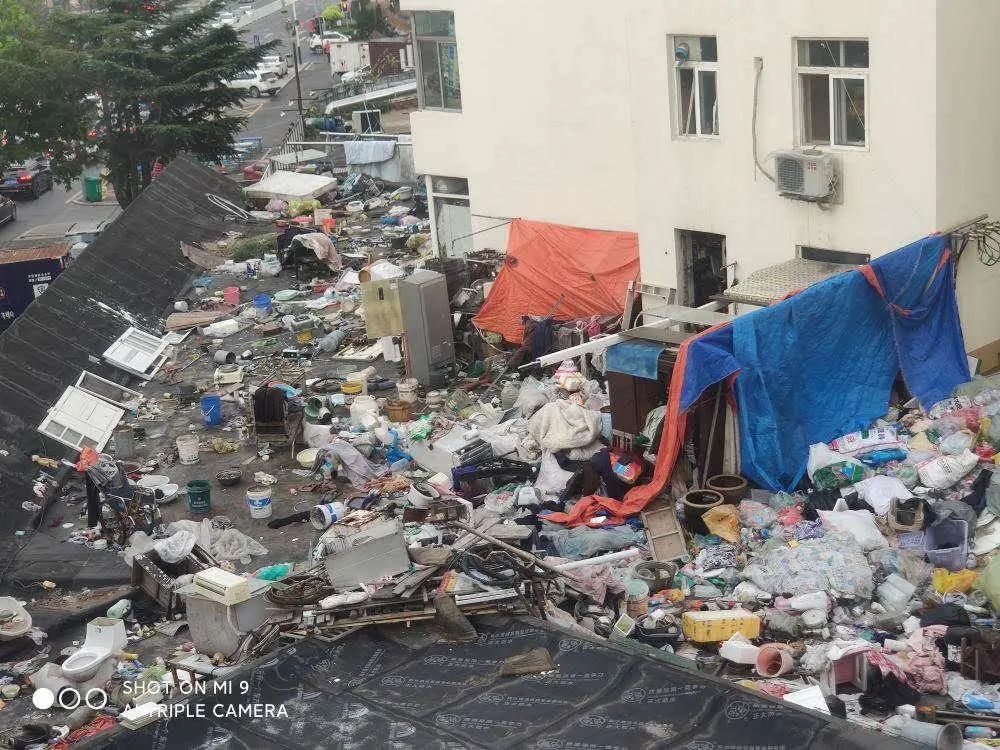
679,236,969,492
606,340,665,380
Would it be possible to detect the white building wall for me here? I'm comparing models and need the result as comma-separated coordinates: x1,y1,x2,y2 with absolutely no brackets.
936,0,1000,354
624,0,940,293
404,0,639,253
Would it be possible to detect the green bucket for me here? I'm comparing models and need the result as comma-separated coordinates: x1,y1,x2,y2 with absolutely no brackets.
186,480,212,515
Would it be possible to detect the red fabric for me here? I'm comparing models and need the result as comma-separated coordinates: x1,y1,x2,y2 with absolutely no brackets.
544,319,732,527
472,218,640,344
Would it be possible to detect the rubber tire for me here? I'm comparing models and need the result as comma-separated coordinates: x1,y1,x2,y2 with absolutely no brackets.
30,183,40,200
249,86,260,98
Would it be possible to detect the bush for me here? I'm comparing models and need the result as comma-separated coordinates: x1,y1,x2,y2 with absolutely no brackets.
229,233,277,262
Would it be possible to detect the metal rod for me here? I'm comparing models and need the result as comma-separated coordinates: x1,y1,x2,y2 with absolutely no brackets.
941,214,988,236
450,521,578,583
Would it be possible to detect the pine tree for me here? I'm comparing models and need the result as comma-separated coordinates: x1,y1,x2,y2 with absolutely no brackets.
0,0,275,206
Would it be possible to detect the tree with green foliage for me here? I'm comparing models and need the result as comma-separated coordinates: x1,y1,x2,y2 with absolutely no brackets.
349,0,384,40
0,0,274,207
320,4,344,24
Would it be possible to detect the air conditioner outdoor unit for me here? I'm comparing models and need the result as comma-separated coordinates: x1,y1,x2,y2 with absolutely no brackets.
773,150,836,201
192,567,250,604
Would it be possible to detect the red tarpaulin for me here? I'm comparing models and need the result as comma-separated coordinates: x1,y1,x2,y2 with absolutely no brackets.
473,218,640,344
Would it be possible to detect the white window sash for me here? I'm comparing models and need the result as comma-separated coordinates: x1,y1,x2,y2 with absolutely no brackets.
828,73,867,147
677,61,718,138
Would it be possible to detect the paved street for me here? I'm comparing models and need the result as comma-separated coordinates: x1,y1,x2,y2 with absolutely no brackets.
0,182,120,244
0,2,335,243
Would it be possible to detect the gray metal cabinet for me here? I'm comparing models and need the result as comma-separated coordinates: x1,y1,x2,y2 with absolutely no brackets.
398,269,455,387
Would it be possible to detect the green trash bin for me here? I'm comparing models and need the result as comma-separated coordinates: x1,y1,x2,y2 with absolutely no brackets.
83,176,103,202
186,480,212,515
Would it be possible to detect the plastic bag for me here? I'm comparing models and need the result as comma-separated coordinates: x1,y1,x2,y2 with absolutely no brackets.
929,395,973,418
818,508,888,551
917,450,979,489
514,376,551,418
934,568,979,594
807,443,866,490
830,427,904,456
703,505,740,543
939,430,975,455
153,529,197,564
738,500,778,529
972,556,1000,608
539,523,645,559
535,452,573,496
852,475,912,515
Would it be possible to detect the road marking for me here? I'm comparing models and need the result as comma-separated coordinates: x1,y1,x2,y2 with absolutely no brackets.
245,101,266,117
66,191,82,205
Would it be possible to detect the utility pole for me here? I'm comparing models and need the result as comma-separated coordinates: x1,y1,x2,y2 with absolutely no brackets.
281,0,305,131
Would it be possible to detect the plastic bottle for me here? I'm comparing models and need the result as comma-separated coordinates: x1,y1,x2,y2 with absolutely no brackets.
962,694,1000,712
964,726,997,739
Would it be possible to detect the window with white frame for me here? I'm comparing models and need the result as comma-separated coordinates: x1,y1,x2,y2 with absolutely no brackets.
428,176,471,256
413,11,461,111
672,35,719,137
796,39,868,147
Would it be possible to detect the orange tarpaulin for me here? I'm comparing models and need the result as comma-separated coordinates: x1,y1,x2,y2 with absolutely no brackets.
473,218,640,344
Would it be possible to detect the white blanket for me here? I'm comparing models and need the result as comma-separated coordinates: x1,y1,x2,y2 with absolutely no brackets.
527,400,602,452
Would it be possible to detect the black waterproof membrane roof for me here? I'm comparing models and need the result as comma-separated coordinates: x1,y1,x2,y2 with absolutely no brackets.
87,618,912,750
0,156,242,543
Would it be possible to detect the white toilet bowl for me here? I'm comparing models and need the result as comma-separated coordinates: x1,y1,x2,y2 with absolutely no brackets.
61,617,127,683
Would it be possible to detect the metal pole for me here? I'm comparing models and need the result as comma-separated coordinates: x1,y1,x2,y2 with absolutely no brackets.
282,0,306,130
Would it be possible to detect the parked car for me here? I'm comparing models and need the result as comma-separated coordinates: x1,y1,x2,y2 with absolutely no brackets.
0,159,54,200
256,54,288,77
212,11,237,28
0,196,15,225
222,70,281,98
309,31,350,52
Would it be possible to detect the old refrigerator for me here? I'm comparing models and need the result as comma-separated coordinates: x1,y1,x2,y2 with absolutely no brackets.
398,269,455,387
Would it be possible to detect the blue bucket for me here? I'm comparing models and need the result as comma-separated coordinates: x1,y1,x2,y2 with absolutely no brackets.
252,294,273,317
201,394,223,427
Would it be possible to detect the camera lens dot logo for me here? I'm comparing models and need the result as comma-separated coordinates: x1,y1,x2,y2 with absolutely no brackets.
31,688,55,710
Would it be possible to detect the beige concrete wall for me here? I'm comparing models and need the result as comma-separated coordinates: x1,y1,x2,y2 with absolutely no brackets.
624,0,940,292
936,0,1000,352
403,0,639,253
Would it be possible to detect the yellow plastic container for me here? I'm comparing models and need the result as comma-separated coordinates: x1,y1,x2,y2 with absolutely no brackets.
681,608,761,643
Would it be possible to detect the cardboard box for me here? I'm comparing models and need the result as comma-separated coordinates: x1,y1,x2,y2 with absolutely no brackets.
681,608,761,643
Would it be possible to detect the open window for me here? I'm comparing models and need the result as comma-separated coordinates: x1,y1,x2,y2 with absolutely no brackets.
671,35,719,137
103,326,170,380
414,11,461,111
38,386,125,452
75,371,143,411
797,39,868,148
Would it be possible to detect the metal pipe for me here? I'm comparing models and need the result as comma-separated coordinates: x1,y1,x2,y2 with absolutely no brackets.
554,548,640,571
941,214,988,236
451,521,578,583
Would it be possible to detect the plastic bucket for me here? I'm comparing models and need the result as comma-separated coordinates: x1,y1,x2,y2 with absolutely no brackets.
396,378,419,403
246,485,273,519
897,719,963,749
252,294,273,317
310,502,346,531
186,480,212,515
756,644,794,677
224,286,240,306
201,394,223,427
176,434,200,465
924,519,969,572
626,579,650,618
